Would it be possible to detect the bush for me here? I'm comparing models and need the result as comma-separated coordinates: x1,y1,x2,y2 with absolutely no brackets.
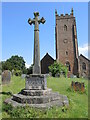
3,104,44,118
0,62,2,75
14,70,22,76
0,70,2,75
49,62,68,77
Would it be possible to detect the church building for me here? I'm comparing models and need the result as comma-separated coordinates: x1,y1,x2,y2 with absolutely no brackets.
41,8,90,79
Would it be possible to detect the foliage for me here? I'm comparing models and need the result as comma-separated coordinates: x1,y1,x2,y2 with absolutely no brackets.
0,62,2,75
49,62,68,77
14,70,22,76
27,64,33,75
3,104,45,118
2,55,27,74
1,76,88,119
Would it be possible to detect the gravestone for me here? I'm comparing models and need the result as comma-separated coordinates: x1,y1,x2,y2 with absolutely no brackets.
55,73,60,77
4,12,69,109
70,74,77,78
21,74,26,79
2,70,11,84
49,72,52,76
71,81,85,93
11,69,14,76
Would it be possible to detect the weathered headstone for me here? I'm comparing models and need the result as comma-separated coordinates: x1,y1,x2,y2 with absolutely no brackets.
11,69,14,76
4,12,69,109
55,73,60,77
2,70,11,84
21,74,26,79
71,81,85,92
70,74,77,78
49,72,52,76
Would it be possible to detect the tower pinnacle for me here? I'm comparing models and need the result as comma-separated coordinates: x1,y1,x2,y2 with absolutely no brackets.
71,8,74,15
55,9,57,15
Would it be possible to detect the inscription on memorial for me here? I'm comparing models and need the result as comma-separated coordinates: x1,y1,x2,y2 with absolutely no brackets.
25,75,47,90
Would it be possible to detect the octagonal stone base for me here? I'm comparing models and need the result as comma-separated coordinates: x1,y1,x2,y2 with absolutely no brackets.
4,74,69,109
4,88,69,109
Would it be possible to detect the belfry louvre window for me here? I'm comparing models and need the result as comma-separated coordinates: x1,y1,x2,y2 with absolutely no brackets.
64,25,67,31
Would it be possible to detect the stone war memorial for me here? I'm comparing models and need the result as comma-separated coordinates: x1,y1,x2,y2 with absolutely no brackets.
4,12,69,109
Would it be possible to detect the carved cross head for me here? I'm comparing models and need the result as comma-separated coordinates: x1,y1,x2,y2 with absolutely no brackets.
28,12,46,26
34,12,39,17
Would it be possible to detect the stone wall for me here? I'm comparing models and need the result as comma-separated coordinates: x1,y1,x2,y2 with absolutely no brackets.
79,54,90,79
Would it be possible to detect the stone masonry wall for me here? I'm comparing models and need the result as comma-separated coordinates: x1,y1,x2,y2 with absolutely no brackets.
79,54,90,79
55,10,78,77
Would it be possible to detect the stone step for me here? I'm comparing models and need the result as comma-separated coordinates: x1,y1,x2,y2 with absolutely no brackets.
20,88,52,96
4,97,69,109
12,92,61,104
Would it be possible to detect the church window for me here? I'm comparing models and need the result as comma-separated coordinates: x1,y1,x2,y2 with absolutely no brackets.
66,62,71,71
64,25,67,31
82,62,86,70
66,51,68,55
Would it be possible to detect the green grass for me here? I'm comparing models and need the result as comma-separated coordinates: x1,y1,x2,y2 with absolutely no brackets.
1,76,88,118
47,77,88,118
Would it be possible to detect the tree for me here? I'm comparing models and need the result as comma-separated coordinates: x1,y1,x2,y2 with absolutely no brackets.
2,55,27,74
0,62,2,75
27,64,33,75
49,62,68,77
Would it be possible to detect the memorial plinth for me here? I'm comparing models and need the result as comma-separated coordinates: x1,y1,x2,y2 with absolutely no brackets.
25,74,47,90
4,12,69,109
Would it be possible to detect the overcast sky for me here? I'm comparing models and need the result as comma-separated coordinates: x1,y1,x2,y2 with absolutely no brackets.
2,2,88,68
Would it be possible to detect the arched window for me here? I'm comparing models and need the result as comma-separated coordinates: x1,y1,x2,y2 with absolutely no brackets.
66,51,68,55
64,25,67,31
82,62,86,70
66,62,71,71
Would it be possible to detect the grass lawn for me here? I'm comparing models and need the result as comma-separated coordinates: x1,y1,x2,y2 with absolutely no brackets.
1,75,88,118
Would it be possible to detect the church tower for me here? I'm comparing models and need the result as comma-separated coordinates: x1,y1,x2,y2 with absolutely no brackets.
55,8,79,76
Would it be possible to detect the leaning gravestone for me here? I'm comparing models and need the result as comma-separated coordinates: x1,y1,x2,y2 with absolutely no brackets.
4,12,69,109
2,70,11,84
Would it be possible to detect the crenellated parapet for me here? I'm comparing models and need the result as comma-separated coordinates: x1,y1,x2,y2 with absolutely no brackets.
55,8,75,20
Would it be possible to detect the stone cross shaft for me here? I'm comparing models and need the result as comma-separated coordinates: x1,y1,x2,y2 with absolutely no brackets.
28,12,45,74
